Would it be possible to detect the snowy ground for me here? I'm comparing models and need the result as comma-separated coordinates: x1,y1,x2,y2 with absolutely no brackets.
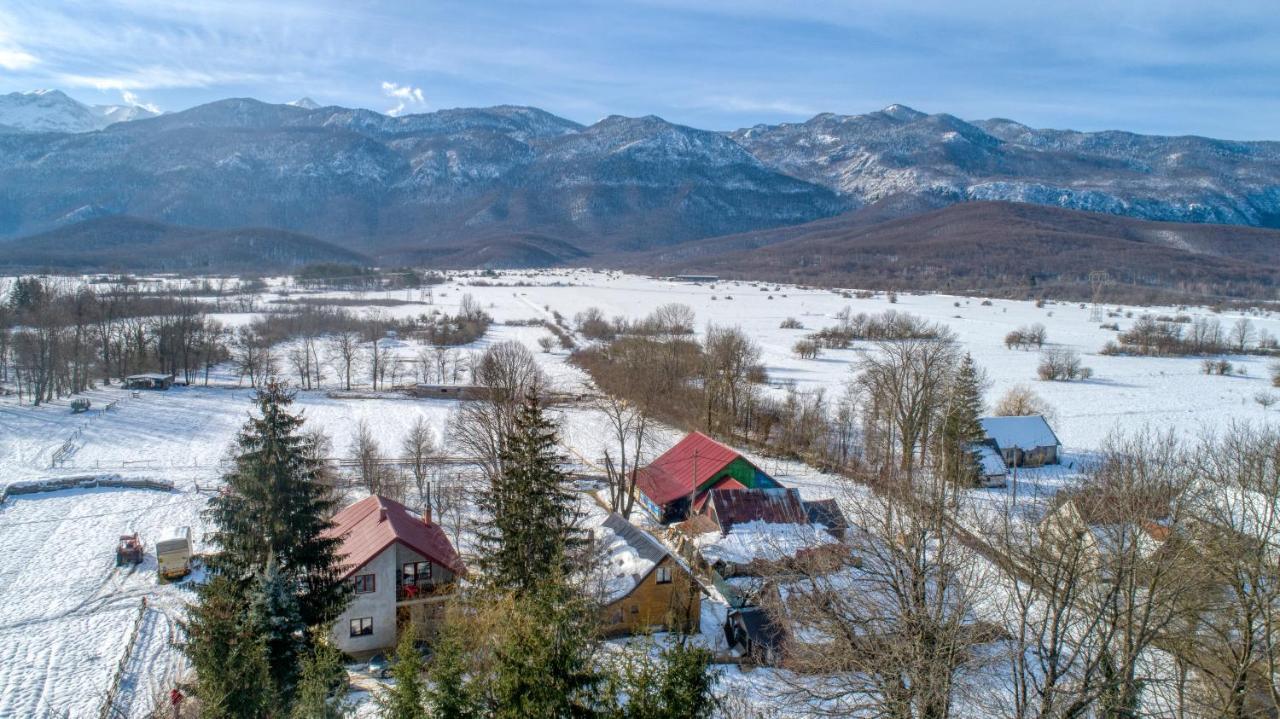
3,269,1273,717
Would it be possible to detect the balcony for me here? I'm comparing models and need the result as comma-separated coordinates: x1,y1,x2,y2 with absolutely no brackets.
396,579,453,603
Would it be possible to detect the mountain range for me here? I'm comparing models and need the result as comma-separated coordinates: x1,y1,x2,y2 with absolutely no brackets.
0,91,1278,291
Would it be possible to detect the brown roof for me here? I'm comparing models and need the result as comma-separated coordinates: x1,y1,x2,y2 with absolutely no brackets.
709,488,808,534
325,495,466,579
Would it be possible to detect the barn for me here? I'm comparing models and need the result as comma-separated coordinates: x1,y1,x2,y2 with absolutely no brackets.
978,415,1062,468
634,432,781,523
593,512,701,637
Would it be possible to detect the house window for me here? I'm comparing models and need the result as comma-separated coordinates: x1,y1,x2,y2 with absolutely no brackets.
353,574,376,594
349,617,373,637
630,605,639,615
402,561,432,584
656,567,673,584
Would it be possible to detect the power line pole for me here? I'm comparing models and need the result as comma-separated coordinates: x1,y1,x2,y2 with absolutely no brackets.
1089,270,1110,323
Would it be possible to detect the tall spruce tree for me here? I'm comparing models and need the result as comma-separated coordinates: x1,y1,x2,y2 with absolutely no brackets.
380,625,428,719
206,381,348,627
425,621,478,719
182,574,275,719
939,354,986,486
248,554,308,701
475,392,583,594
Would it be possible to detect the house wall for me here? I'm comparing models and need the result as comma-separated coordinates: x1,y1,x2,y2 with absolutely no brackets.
1003,445,1060,467
600,555,701,638
332,548,397,655
393,544,456,587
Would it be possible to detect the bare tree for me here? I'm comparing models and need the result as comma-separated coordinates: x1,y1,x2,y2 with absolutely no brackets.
994,384,1058,423
401,415,437,508
449,341,544,482
703,324,762,435
327,330,360,390
598,393,654,519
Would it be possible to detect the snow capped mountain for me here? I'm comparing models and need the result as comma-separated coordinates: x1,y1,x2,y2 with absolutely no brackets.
287,96,321,110
730,104,1280,227
0,89,159,133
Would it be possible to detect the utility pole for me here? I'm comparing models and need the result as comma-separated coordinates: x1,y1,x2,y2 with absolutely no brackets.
1089,270,1110,323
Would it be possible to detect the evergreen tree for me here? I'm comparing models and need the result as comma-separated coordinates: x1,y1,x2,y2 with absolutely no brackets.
182,574,275,719
291,637,351,719
475,392,584,594
206,381,348,627
487,579,602,719
248,554,307,701
607,641,718,719
425,621,479,719
380,626,428,719
939,354,986,486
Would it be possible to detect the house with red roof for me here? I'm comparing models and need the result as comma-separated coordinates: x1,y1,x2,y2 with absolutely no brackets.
634,432,781,523
324,495,466,655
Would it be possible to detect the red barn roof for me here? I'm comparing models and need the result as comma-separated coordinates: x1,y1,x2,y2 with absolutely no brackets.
635,432,744,506
326,495,466,579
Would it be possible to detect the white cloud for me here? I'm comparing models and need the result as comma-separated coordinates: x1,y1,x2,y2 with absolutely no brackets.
380,81,425,116
120,90,161,113
0,46,38,70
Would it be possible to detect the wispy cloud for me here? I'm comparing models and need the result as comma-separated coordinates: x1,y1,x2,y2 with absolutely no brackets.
380,81,425,116
0,45,38,71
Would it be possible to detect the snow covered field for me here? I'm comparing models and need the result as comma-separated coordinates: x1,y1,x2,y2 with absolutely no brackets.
2,269,1274,717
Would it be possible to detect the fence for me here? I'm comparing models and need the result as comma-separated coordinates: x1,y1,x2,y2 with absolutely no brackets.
98,598,149,719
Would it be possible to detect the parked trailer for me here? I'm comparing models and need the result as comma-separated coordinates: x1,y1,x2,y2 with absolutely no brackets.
156,526,193,580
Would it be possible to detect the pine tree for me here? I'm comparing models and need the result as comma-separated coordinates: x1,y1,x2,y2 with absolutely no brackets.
425,622,478,719
291,637,351,719
475,392,584,594
248,554,307,701
206,381,348,627
380,625,428,719
939,354,986,486
488,579,602,719
182,574,275,719
606,641,718,719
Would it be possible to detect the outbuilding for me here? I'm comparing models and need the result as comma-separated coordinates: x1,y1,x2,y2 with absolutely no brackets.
125,373,173,390
978,415,1061,468
592,512,701,637
634,432,782,523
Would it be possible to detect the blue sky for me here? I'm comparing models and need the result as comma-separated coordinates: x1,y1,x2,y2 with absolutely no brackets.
0,0,1276,138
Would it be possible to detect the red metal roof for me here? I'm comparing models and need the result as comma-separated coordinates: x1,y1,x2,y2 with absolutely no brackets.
325,495,466,579
635,432,744,506
708,488,808,534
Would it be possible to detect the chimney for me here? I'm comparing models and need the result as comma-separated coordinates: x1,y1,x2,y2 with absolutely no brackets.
379,508,387,523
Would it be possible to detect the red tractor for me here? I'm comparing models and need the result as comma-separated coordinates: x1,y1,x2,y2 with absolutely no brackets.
116,533,144,567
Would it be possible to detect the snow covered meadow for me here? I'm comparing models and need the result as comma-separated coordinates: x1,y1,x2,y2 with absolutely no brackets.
2,269,1276,717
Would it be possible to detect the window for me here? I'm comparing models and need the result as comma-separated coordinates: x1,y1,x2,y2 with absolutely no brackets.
402,561,432,584
349,617,373,637
656,566,673,584
353,574,376,594
630,605,639,615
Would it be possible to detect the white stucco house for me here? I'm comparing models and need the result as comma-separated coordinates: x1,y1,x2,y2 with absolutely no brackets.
324,495,466,656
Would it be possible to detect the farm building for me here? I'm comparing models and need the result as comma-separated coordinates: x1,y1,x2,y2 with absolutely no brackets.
970,443,1009,487
978,414,1062,467
635,432,782,522
407,384,487,400
124,372,173,390
725,606,786,666
592,512,701,637
705,487,808,535
324,495,466,655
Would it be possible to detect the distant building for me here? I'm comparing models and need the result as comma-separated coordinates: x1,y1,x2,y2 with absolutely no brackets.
407,384,486,400
634,432,782,523
670,275,719,283
124,373,173,390
970,443,1009,487
324,495,466,655
592,512,701,637
978,415,1062,467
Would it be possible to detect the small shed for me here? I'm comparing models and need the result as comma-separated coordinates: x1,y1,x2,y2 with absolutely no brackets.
970,443,1009,487
725,606,786,666
635,432,782,523
407,384,486,401
125,373,173,390
979,415,1061,467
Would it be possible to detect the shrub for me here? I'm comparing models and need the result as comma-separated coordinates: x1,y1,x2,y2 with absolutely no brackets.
780,317,805,330
793,339,821,360
994,385,1058,423
1037,347,1091,381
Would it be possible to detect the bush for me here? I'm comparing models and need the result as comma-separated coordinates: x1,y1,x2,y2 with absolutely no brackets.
779,317,805,330
793,339,821,360
1005,323,1048,350
995,385,1058,423
1037,347,1091,381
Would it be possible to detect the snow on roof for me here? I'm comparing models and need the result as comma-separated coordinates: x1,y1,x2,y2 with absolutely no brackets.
979,415,1061,450
635,432,744,506
126,372,171,380
156,526,190,543
694,520,835,566
590,510,671,604
971,444,1008,477
325,495,466,579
